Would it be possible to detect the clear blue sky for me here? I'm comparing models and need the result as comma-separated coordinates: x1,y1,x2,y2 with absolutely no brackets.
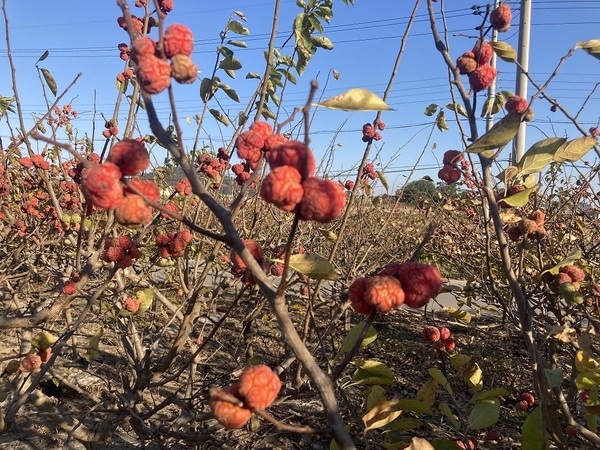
0,1,598,192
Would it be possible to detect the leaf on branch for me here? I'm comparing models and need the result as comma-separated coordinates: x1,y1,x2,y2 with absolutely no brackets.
541,247,582,277
490,41,517,62
36,50,49,64
363,398,403,431
445,102,468,118
467,398,500,429
219,58,242,71
341,321,377,353
310,35,334,50
317,228,338,242
314,88,393,111
522,407,548,450
200,77,220,102
438,402,460,430
209,109,230,126
86,327,103,361
501,185,538,208
576,39,600,61
436,110,449,132
553,136,598,163
284,253,339,280
227,20,249,35
377,171,389,192
40,68,58,96
466,110,522,154
227,40,247,48
424,103,438,116
517,137,567,175
352,360,395,385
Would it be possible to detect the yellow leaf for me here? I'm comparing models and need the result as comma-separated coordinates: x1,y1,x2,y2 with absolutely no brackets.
490,41,517,62
314,88,393,111
86,327,103,361
466,110,522,154
554,136,598,163
415,379,438,406
286,253,339,280
408,437,435,450
363,398,403,431
576,39,600,61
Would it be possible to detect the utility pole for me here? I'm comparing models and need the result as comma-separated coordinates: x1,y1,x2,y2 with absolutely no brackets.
513,0,533,163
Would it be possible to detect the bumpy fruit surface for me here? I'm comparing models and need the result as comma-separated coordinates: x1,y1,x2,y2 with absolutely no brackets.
136,55,171,94
438,165,461,184
260,166,304,212
520,392,535,406
505,95,528,114
249,121,273,140
107,139,150,176
163,24,194,58
170,54,198,84
81,162,124,209
348,277,372,315
472,41,493,65
515,399,529,411
560,265,585,283
443,150,464,166
130,37,156,64
382,261,443,309
124,297,140,313
456,52,477,75
236,130,264,163
263,133,288,153
209,389,252,429
439,327,451,340
299,177,346,223
20,353,42,372
422,326,441,342
266,140,316,178
468,64,497,92
363,275,405,313
237,364,282,410
230,239,263,272
115,194,153,228
490,4,512,32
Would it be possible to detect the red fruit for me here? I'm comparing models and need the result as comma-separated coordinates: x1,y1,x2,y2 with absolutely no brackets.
299,177,346,223
31,154,49,170
260,166,304,212
174,178,192,195
114,194,153,228
363,275,405,314
443,338,456,351
382,261,443,309
236,130,264,164
171,54,198,84
472,41,493,65
443,150,464,166
515,400,529,412
520,392,535,407
124,297,140,313
230,239,263,272
263,134,288,153
20,353,42,372
422,326,441,342
163,24,194,58
505,95,528,114
439,327,451,340
62,280,77,295
555,272,573,285
102,129,112,139
468,64,497,92
107,139,150,176
438,164,461,183
209,388,252,429
81,162,124,210
344,180,355,190
249,121,273,141
266,140,316,179
560,265,585,283
490,4,512,32
237,365,282,410
528,210,546,226
580,391,590,402
126,179,160,203
485,428,500,441
135,55,171,94
159,0,174,14
456,51,477,75
130,37,156,64
348,277,373,315
38,347,52,363
565,425,577,437
117,235,134,250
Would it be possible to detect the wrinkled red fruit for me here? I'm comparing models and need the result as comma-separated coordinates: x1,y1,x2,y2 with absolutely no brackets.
237,364,282,410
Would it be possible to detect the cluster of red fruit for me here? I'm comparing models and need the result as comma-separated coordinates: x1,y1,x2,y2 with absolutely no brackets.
421,325,456,352
229,239,268,284
505,210,547,242
19,154,50,171
515,392,535,412
438,150,465,184
505,95,528,114
156,229,193,258
49,104,78,128
59,181,81,211
209,364,281,429
61,272,81,296
129,23,197,95
540,264,585,304
198,148,230,188
456,40,496,93
348,260,442,314
133,0,173,14
234,122,346,222
101,235,142,269
361,121,385,142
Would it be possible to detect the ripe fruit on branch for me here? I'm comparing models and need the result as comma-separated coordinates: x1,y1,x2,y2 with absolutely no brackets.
348,277,372,315
515,399,529,412
130,37,156,64
209,388,252,429
456,51,477,75
505,96,528,114
260,165,304,212
468,64,497,92
472,41,493,65
249,121,273,140
20,353,42,372
439,327,451,340
107,139,150,176
438,164,461,184
236,130,264,164
237,364,282,410
490,4,512,32
442,150,464,166
560,265,585,283
163,24,194,58
135,55,171,94
381,261,443,309
230,239,264,273
422,326,441,342
266,140,316,179
115,194,153,228
124,297,140,313
299,177,346,223
170,55,198,84
80,162,123,210
363,275,405,313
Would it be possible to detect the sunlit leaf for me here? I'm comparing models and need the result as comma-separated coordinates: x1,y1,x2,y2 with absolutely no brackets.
408,437,436,450
341,321,377,353
363,398,403,430
246,72,261,79
466,363,484,392
445,307,472,323
317,228,338,242
424,103,438,116
522,407,548,450
501,185,538,207
200,77,220,102
438,402,460,430
553,136,598,163
227,20,249,35
310,35,334,50
471,388,510,403
314,88,393,111
496,165,519,183
517,137,566,175
377,171,389,192
576,39,600,61
446,102,468,118
490,41,517,62
209,109,230,126
541,247,582,276
219,58,242,71
217,81,240,102
284,253,338,280
31,331,57,350
467,398,500,429
366,385,386,411
86,327,103,360
227,40,247,48
353,360,395,385
436,110,449,132
429,368,452,395
466,110,522,154
136,288,154,315
40,68,58,96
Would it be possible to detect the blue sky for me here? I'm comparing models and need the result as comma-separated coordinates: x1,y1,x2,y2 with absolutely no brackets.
0,0,598,192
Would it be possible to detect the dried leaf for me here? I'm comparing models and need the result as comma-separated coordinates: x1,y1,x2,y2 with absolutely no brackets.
363,398,403,431
446,102,468,118
490,41,517,62
286,253,338,280
40,68,58,96
314,88,393,111
424,103,438,116
576,39,600,61
553,136,598,163
466,110,521,153
227,20,249,35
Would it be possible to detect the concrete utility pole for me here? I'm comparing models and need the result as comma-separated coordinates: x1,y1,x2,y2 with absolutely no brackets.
513,0,533,164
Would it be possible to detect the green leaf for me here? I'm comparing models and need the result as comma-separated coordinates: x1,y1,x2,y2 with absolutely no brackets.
467,398,500,430
388,417,423,431
283,253,338,280
466,110,522,154
545,368,564,389
500,185,538,208
219,58,242,71
522,407,549,450
445,102,468,118
216,81,240,102
541,247,582,276
310,35,334,50
36,50,49,64
396,399,433,415
377,171,389,192
471,388,510,403
227,20,249,35
31,331,57,350
428,368,452,395
246,72,261,79
86,327,103,360
314,88,393,111
424,103,438,116
517,137,567,175
218,45,234,59
444,307,472,323
209,109,230,126
576,39,600,61
279,68,297,84
353,360,395,385
200,77,219,102
490,41,517,62
366,385,387,411
438,402,460,430
341,321,377,353
136,288,154,315
317,227,338,242
227,40,247,48
40,68,58,96
553,136,598,163
436,110,449,132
